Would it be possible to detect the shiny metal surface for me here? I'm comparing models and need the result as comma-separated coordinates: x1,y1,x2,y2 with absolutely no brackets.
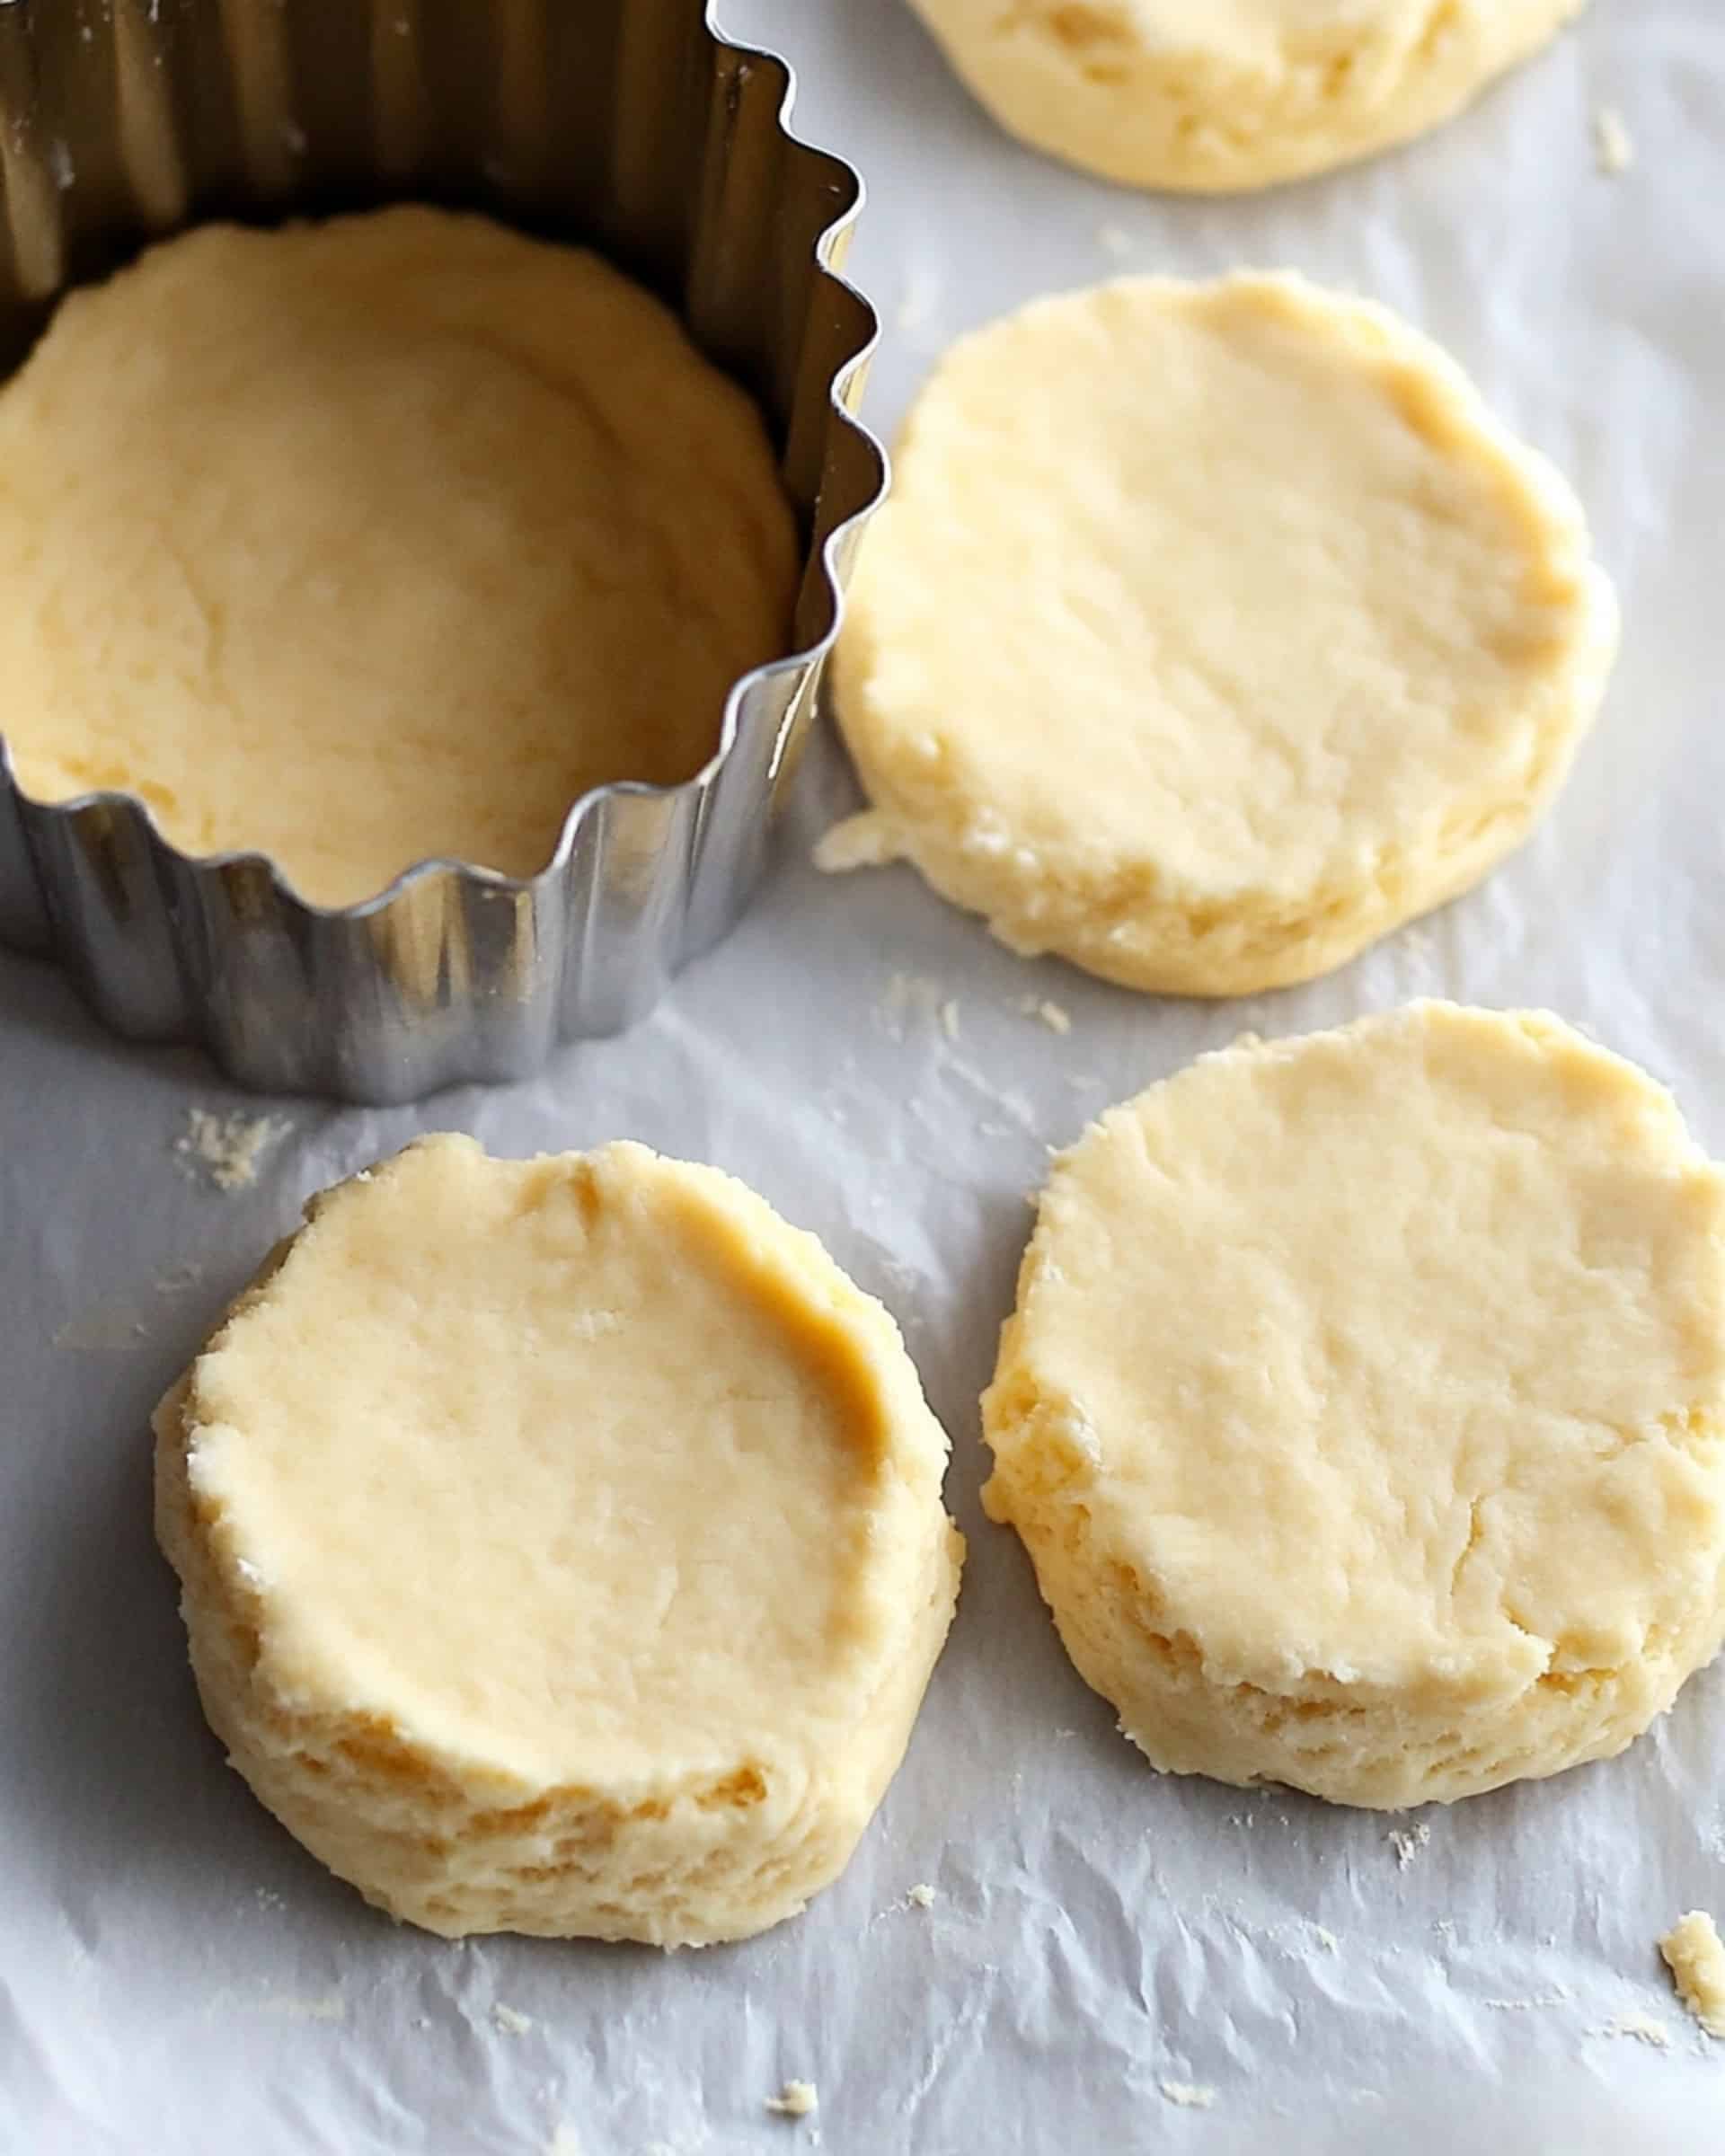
0,0,885,1101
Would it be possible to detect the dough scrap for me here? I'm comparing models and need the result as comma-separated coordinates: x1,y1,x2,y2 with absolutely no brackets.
907,0,1584,193
1660,1912,1725,2037
155,1135,962,1946
831,275,1616,997
1158,2081,1217,2109
0,207,797,906
765,2081,819,2117
982,1003,1725,1807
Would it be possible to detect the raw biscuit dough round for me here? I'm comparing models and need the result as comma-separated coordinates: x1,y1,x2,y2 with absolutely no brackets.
828,274,1617,996
907,0,1583,193
0,206,798,906
982,1003,1725,1807
154,1135,963,1946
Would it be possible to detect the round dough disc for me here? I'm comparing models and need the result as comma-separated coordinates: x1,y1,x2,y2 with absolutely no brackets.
0,207,798,906
982,1003,1725,1807
155,1135,963,1945
907,0,1583,193
829,274,1617,996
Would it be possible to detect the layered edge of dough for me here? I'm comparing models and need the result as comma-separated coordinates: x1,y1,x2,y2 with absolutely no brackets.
980,1007,1725,1807
907,0,1584,194
829,274,1619,997
154,1139,963,1947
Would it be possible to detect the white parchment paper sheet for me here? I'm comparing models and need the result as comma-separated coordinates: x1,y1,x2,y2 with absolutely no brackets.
4,1,1722,2148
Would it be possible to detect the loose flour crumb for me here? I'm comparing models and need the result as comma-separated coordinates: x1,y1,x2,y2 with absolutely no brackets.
491,2002,534,2037
813,811,901,874
944,1059,1036,1127
1159,2081,1216,2109
1388,1823,1431,1870
1593,105,1635,174
174,1106,289,1192
907,1882,936,1908
940,999,961,1043
765,2080,818,2118
1310,1924,1339,1955
1659,1910,1725,2037
1017,993,1072,1034
1603,2011,1671,2048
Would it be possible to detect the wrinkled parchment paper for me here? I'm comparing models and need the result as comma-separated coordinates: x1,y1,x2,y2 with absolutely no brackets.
4,3,1723,2148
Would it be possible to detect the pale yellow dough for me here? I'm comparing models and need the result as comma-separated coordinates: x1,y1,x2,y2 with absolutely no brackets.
982,1003,1725,1807
829,274,1616,996
1660,1911,1725,2038
907,0,1583,193
0,207,797,906
154,1136,962,1946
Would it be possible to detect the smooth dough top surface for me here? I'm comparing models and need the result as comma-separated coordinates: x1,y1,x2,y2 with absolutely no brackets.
907,0,1583,192
832,274,1615,993
177,1135,951,1791
984,1004,1725,1701
0,207,798,906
